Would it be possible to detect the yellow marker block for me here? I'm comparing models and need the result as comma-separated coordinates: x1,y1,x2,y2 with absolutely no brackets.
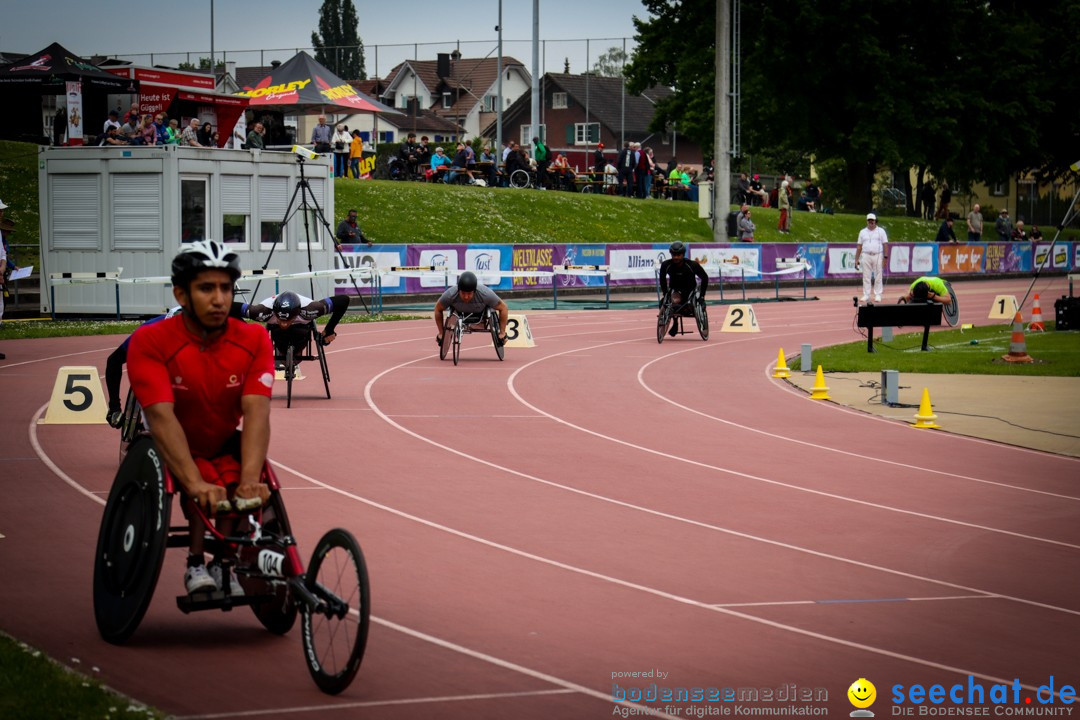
504,314,535,348
809,365,830,400
772,348,791,378
39,366,108,424
720,304,760,333
912,387,941,429
988,295,1019,320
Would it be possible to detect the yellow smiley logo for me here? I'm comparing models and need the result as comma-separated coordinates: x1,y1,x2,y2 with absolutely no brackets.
847,678,877,709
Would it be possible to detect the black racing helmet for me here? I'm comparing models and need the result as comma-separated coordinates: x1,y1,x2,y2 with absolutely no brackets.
273,291,302,321
911,281,930,302
171,240,241,289
669,241,686,256
458,271,478,292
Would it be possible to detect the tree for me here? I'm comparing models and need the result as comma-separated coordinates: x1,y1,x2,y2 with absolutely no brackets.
178,57,225,72
311,0,367,80
593,47,629,77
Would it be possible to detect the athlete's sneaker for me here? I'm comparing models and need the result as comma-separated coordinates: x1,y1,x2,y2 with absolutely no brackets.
106,408,123,428
209,562,244,597
184,564,217,595
874,294,882,302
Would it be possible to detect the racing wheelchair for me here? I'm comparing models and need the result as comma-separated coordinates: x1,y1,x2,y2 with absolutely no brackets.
273,323,332,408
657,287,709,343
439,307,505,365
93,432,370,695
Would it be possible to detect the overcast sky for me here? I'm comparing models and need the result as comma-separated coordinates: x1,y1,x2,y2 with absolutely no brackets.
1,0,645,78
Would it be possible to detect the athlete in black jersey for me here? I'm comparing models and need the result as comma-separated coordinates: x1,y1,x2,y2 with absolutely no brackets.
658,241,709,336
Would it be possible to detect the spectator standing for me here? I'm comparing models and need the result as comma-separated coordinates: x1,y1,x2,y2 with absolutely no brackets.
737,172,752,204
778,179,792,233
166,119,182,145
532,136,549,190
967,203,983,242
644,148,657,198
737,204,756,242
335,208,372,248
854,213,889,303
995,209,1012,242
153,114,168,145
935,182,952,219
331,124,351,178
417,136,431,168
920,181,936,220
616,142,635,197
311,115,332,154
593,143,606,174
349,130,364,179
934,217,957,243
399,133,420,178
181,119,203,147
197,122,213,147
245,122,265,150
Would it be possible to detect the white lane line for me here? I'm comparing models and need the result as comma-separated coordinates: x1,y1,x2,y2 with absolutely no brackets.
711,594,995,608
176,688,580,720
627,340,1080,500
363,349,1080,617
505,337,1080,550
269,458,1066,697
0,347,115,371
28,403,106,507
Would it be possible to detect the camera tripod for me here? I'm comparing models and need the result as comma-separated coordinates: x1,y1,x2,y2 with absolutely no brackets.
252,155,370,312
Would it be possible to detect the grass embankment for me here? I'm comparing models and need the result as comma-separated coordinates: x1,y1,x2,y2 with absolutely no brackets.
0,140,42,269
799,323,1080,376
0,633,164,719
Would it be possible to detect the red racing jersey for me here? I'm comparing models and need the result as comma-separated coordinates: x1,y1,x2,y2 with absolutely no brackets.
127,314,274,459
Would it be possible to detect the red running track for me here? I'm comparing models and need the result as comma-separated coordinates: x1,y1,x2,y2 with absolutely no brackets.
1,277,1078,719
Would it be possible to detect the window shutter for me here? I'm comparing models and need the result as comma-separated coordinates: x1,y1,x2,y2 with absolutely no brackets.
566,124,575,145
589,124,600,143
221,175,251,214
112,174,162,250
259,176,289,218
51,175,100,250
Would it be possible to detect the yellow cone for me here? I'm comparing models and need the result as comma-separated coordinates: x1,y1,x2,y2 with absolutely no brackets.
809,365,830,400
912,387,941,429
773,348,791,378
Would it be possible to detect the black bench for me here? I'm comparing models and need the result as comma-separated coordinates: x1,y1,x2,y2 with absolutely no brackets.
857,302,943,353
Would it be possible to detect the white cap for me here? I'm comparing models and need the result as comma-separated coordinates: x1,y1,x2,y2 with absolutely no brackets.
866,213,877,221
0,199,7,210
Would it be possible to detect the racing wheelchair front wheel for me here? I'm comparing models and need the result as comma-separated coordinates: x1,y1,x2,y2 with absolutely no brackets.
284,345,296,409
301,528,371,695
657,305,672,344
93,437,171,644
694,297,710,341
490,315,505,361
452,324,461,366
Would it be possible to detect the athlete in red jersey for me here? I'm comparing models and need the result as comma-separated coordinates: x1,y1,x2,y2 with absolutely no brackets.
128,240,275,595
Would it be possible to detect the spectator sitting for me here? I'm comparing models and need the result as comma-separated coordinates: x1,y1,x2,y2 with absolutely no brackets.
1029,225,1043,244
447,143,476,185
749,174,769,206
805,181,821,211
139,114,158,146
120,116,141,143
479,145,498,186
603,163,618,194
430,146,452,181
796,191,811,212
1011,220,1027,242
417,136,431,167
166,119,182,145
737,172,752,204
103,109,121,135
99,126,130,146
667,164,686,200
153,114,169,145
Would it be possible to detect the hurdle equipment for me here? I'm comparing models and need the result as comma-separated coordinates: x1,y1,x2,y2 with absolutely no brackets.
39,367,109,424
504,314,535,348
809,365,830,400
988,295,1019,320
1001,311,1034,363
1028,294,1045,332
912,388,941,429
772,348,791,378
720,304,760,333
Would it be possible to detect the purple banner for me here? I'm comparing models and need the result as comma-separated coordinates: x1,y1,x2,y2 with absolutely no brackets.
510,244,555,289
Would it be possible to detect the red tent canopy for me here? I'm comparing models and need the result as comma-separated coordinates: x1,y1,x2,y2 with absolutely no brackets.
236,51,399,116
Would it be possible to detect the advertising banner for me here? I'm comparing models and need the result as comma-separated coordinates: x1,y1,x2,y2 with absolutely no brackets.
1031,243,1070,271
65,81,83,145
607,244,666,286
554,244,608,288
984,242,1030,273
695,245,762,278
511,245,555,289
465,245,511,290
408,246,461,291
334,245,404,294
138,84,177,116
888,244,937,275
827,247,859,275
938,243,986,273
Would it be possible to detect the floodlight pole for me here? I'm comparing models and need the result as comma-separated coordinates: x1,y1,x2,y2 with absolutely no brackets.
496,0,504,154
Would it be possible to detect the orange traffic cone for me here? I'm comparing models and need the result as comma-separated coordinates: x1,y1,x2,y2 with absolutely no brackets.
912,388,941,429
773,348,791,378
809,365,830,400
1028,294,1045,332
1001,311,1034,363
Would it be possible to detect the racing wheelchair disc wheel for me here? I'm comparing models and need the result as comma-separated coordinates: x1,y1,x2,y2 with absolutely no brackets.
301,528,370,695
694,298,710,341
285,345,295,409
238,492,298,635
490,316,505,361
942,280,959,327
510,169,531,189
657,306,671,344
93,437,171,644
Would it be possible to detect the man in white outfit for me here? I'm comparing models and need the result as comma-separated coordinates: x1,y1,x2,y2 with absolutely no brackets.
854,212,889,303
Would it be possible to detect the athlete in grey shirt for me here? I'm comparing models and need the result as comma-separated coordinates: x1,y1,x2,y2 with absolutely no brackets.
435,271,509,347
